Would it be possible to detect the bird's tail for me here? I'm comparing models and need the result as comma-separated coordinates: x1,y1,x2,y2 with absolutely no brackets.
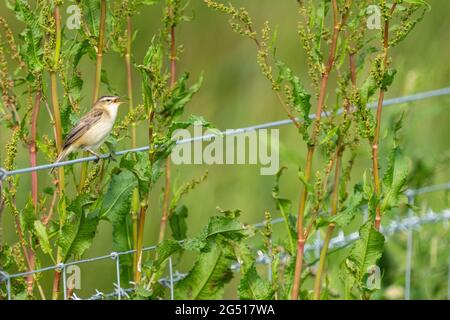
50,146,73,174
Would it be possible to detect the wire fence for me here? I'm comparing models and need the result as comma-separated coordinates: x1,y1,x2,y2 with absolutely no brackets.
1,183,449,300
1,87,450,300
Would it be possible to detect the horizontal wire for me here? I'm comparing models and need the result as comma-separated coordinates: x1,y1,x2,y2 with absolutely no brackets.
1,86,449,179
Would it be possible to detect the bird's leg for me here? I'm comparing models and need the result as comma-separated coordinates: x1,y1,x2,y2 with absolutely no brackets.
86,148,101,162
104,141,117,162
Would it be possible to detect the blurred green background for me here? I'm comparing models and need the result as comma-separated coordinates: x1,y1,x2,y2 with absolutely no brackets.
1,0,449,299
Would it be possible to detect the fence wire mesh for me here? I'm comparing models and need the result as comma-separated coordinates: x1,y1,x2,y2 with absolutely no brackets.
1,183,449,300
1,87,450,300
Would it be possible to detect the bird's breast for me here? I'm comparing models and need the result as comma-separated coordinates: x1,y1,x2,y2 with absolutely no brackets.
80,120,114,148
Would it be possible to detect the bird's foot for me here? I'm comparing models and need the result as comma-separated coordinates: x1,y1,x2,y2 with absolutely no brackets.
108,152,117,162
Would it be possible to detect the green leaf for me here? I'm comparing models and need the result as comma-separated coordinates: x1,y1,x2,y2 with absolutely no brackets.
381,69,397,91
351,222,384,277
169,205,188,241
341,221,385,296
120,152,151,196
271,167,296,253
167,172,208,241
161,73,203,121
329,188,364,228
183,213,252,252
80,0,100,36
112,214,134,283
381,146,409,212
238,264,274,300
153,239,182,269
276,62,311,126
140,0,161,5
175,239,234,299
169,115,216,135
403,0,430,8
359,75,378,107
34,220,52,256
19,198,35,233
100,170,138,222
100,170,138,282
13,0,44,72
58,212,99,261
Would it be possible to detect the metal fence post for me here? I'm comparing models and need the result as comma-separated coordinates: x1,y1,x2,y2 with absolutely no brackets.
169,257,174,300
0,271,11,300
405,195,414,300
111,252,121,300
447,253,450,301
60,263,67,300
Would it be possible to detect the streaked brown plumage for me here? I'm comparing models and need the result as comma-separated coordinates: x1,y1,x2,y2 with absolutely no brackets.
50,95,125,173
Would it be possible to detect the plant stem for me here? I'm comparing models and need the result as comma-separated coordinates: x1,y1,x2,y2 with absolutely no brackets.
291,0,344,300
158,16,177,244
373,3,397,231
125,16,140,273
93,0,106,103
42,188,58,226
78,0,107,192
29,91,41,209
135,109,155,284
134,204,148,284
313,46,358,298
313,148,342,299
24,90,41,295
50,4,65,300
126,16,136,149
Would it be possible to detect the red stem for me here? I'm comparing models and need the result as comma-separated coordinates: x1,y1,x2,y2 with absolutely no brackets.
159,19,177,243
291,0,349,300
29,92,41,208
373,3,397,230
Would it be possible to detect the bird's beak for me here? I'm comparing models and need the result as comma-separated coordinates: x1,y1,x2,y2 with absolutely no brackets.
115,97,126,105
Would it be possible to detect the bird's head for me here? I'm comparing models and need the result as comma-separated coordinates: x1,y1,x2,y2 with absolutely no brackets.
94,95,126,111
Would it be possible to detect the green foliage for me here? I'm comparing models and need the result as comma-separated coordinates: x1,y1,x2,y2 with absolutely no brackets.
175,211,258,299
33,220,52,256
271,167,296,254
100,170,138,222
317,186,365,228
168,172,208,240
169,205,188,240
238,264,274,300
234,240,274,300
381,145,409,212
160,73,203,124
0,0,438,301
100,169,138,281
175,238,235,299
340,222,385,299
58,195,99,261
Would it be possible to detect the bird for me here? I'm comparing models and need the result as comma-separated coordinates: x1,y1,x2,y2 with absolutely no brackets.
50,95,125,173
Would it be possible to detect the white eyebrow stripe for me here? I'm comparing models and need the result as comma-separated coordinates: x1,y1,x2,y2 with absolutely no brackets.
98,96,118,102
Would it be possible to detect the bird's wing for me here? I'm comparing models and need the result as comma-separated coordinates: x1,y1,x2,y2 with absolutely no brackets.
62,108,104,149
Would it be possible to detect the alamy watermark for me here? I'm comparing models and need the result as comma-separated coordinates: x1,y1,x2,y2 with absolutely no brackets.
367,5,382,30
66,265,81,290
171,122,279,175
366,265,381,290
66,1,81,30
